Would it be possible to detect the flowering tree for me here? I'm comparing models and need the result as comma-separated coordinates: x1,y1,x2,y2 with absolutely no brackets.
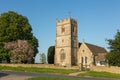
4,40,34,63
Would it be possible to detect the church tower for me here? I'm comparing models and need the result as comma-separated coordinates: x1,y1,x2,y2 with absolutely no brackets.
55,17,78,66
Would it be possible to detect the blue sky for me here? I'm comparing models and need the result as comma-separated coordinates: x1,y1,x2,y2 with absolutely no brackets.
0,0,120,63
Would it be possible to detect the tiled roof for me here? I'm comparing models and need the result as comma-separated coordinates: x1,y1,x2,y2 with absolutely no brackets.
96,53,106,61
85,43,107,55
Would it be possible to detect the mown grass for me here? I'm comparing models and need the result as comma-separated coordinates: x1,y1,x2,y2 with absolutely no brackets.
78,71,120,79
28,77,78,80
0,66,78,74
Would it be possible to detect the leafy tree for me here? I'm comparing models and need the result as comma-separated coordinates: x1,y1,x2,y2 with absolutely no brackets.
40,53,46,64
0,11,38,63
0,47,9,63
106,30,120,66
47,46,55,64
0,42,10,63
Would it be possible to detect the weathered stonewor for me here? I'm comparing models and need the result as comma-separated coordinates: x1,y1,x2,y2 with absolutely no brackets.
0,64,79,69
91,65,120,74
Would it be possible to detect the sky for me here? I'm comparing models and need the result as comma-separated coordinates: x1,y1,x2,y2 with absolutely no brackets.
0,0,120,63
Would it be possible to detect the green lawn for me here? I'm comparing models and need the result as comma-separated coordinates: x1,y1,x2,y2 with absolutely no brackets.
28,77,78,80
0,66,78,74
78,71,120,79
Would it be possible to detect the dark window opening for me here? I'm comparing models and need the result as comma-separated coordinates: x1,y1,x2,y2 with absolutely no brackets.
85,57,87,63
62,39,64,43
73,26,74,32
81,57,83,64
82,50,85,52
61,27,65,33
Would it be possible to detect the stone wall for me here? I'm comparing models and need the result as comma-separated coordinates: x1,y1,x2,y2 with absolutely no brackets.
0,64,79,69
1,64,120,74
91,65,120,74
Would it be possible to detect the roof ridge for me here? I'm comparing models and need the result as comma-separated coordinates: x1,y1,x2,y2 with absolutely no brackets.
85,42,104,49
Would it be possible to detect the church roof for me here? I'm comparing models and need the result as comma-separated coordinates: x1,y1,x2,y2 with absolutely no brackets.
85,43,107,55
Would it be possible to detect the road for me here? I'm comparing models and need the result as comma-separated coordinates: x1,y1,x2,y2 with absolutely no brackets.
0,71,118,80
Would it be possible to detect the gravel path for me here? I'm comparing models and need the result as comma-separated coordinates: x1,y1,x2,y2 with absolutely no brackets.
69,71,86,76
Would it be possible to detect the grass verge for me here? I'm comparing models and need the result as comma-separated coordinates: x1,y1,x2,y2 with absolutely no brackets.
0,66,78,74
78,71,120,79
28,77,78,80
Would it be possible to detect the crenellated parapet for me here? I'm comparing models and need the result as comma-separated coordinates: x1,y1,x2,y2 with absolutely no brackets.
56,17,77,26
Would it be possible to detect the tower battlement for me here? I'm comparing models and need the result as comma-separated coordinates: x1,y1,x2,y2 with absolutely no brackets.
56,17,77,26
56,18,70,23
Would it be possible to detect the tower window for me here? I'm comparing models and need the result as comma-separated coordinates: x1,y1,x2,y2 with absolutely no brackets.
60,49,66,62
61,53,66,62
61,27,65,33
82,50,85,52
73,26,74,32
62,39,64,43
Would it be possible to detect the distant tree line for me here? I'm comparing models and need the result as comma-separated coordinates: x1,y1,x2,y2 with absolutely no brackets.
0,11,38,63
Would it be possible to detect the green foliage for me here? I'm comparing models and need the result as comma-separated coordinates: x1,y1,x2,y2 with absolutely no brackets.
0,48,8,63
0,42,10,63
78,71,120,79
106,52,120,66
106,30,120,66
40,53,46,64
0,11,38,63
47,46,55,64
0,11,32,42
28,36,39,55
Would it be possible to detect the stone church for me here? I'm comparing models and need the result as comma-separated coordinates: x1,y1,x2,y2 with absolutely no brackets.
54,17,107,67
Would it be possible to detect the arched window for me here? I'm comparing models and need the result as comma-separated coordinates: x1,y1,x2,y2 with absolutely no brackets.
61,27,65,33
60,49,66,62
81,57,83,64
85,57,87,63
61,53,66,61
